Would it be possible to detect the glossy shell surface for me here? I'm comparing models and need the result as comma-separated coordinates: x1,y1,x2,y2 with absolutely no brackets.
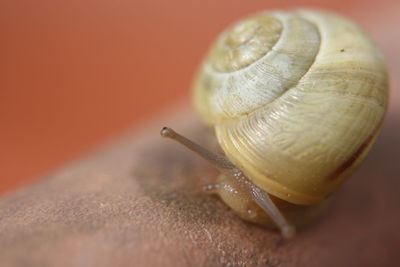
193,10,388,205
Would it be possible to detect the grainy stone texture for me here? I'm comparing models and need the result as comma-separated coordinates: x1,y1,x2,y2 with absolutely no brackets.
0,107,399,267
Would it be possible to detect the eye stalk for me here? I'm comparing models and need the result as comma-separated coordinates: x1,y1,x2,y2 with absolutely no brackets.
161,127,295,239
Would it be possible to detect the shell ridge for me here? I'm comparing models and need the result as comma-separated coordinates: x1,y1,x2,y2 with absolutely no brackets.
193,9,388,205
204,13,322,122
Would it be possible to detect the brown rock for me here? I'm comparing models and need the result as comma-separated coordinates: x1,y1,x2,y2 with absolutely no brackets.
0,106,400,267
0,108,399,267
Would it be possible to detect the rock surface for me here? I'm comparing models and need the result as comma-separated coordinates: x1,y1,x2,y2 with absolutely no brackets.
0,108,399,267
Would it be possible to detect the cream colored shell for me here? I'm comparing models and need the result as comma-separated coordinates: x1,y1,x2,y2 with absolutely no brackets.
193,9,388,205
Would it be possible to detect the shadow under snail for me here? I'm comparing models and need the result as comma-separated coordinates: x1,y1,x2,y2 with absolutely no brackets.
160,9,389,238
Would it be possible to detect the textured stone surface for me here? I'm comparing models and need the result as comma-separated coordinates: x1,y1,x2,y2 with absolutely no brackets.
0,108,399,267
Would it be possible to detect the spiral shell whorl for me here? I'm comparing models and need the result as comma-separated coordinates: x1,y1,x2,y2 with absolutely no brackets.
193,10,388,205
208,15,283,72
193,11,321,123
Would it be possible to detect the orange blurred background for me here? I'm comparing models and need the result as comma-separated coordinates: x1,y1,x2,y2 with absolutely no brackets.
1,0,399,195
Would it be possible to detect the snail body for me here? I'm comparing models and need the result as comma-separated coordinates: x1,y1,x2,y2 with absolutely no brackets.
162,9,388,238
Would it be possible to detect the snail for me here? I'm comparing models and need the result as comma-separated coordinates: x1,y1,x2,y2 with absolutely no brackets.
161,9,388,238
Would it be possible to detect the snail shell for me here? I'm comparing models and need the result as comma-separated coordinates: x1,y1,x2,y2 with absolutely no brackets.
193,9,388,205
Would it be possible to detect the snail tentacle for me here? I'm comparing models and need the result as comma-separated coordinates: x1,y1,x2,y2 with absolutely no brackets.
161,127,294,237
160,127,236,171
250,185,295,239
